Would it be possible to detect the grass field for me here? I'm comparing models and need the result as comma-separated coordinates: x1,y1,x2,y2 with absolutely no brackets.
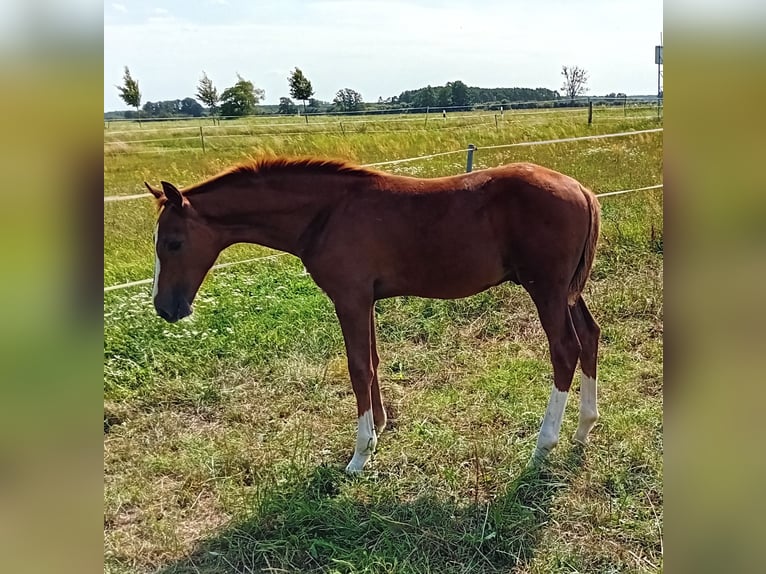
104,108,663,573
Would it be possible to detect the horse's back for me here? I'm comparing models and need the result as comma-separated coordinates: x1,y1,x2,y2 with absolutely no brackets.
307,163,593,300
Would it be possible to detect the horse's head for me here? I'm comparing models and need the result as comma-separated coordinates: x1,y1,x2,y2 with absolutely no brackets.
145,181,221,323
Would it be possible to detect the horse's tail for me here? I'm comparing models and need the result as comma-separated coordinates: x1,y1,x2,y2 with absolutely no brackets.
568,185,601,306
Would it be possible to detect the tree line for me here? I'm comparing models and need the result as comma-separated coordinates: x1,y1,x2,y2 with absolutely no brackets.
113,64,630,120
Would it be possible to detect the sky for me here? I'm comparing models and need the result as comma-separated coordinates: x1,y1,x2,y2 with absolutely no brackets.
104,0,663,111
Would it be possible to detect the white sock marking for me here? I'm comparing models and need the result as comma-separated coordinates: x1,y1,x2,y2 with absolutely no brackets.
152,222,160,300
345,409,377,475
531,385,569,463
574,375,599,444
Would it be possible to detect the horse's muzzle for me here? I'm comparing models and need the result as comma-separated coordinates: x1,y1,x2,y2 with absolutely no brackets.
155,298,193,323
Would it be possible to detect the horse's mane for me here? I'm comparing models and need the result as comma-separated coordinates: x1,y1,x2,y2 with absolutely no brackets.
178,156,378,196
229,156,378,179
152,157,380,209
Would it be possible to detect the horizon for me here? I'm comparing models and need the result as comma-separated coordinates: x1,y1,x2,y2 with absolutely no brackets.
104,84,659,115
104,0,663,112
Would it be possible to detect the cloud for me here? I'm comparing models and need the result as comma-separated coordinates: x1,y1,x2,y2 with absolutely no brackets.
112,3,127,13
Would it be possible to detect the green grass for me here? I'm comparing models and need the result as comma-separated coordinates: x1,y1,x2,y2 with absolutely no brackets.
104,109,663,573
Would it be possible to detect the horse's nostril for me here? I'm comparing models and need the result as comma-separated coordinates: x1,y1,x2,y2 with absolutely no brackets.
155,305,173,322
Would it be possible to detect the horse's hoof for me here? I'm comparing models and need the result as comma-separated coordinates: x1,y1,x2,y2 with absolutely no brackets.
345,452,370,476
345,465,363,476
572,434,588,447
527,448,548,468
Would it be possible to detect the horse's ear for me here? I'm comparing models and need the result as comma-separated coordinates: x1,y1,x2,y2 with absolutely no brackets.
160,181,184,208
144,182,163,199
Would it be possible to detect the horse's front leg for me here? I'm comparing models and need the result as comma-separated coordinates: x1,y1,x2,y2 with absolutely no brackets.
334,296,377,475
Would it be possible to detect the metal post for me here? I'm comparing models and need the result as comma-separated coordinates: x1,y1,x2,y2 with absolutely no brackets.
466,144,476,173
588,99,593,125
656,33,663,120
199,126,206,153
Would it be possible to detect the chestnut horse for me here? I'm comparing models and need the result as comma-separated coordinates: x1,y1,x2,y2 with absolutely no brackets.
146,157,601,474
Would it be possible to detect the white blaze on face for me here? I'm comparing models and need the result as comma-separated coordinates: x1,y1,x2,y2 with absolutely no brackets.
345,409,377,475
152,221,160,300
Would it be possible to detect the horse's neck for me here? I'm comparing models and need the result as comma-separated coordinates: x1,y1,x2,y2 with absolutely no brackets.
197,174,348,256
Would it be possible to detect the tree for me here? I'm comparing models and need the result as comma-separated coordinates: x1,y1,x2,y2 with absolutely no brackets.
116,66,141,118
197,72,220,117
288,67,315,116
306,98,325,114
180,97,204,117
413,85,436,108
219,74,265,117
561,65,589,102
333,88,364,112
448,80,470,107
436,86,452,108
278,97,298,115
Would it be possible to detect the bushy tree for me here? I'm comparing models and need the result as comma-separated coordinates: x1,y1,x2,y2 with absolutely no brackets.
288,67,314,116
180,97,204,117
448,80,470,107
278,97,298,115
413,85,436,108
116,66,141,117
219,74,265,117
197,72,220,116
306,98,326,114
436,86,452,108
561,65,589,102
332,88,364,112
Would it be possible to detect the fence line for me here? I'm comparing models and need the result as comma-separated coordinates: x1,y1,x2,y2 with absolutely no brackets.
104,253,288,293
594,184,662,198
104,97,662,127
105,107,616,138
477,128,662,151
104,192,155,203
103,183,662,293
362,149,467,167
104,128,663,202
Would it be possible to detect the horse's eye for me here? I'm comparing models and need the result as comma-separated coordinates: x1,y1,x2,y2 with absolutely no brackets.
167,239,183,252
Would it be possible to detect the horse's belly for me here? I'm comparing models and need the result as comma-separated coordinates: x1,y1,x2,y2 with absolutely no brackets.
377,262,507,300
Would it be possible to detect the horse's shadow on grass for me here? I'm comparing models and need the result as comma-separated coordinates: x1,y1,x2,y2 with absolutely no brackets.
159,449,587,573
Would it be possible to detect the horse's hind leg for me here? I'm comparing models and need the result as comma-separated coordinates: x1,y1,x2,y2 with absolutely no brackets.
528,287,582,464
571,296,600,445
369,308,387,436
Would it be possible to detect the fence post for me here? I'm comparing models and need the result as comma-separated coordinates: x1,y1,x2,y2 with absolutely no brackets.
588,99,593,125
465,144,476,173
199,126,206,153
340,121,345,135
495,114,499,128
424,106,429,127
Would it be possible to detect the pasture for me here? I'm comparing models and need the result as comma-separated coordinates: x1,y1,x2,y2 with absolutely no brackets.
104,107,663,573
